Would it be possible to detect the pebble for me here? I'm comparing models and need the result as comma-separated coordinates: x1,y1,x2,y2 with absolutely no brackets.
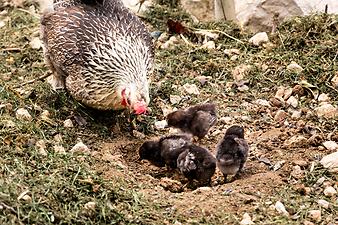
29,37,43,49
290,165,304,179
317,199,329,209
169,95,181,104
286,62,303,73
63,119,74,128
201,40,215,49
182,83,200,95
320,151,338,172
132,130,146,139
224,48,240,56
315,177,326,186
84,202,96,211
303,220,314,225
249,32,269,46
274,110,288,122
323,186,337,197
36,140,47,156
291,110,302,119
293,160,308,167
275,201,289,216
53,145,66,154
284,135,307,147
240,213,254,225
286,96,298,108
308,210,321,222
232,64,251,82
154,120,167,130
192,187,212,193
15,108,33,121
70,140,90,154
237,85,249,92
40,110,50,120
322,141,338,151
331,73,338,88
275,86,285,100
314,103,338,118
255,99,271,107
219,116,233,124
283,87,293,100
317,93,330,102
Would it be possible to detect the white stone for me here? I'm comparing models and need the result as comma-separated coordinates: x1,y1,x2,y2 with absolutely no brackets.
308,210,321,222
54,145,66,154
63,119,74,128
183,83,200,95
202,40,216,49
240,213,254,225
170,95,181,104
36,140,47,156
84,201,96,210
287,62,303,73
275,86,285,100
291,110,302,119
154,120,167,130
317,93,330,102
224,48,240,56
40,110,50,120
132,130,145,139
274,110,288,122
237,85,249,92
290,165,304,179
249,32,269,46
331,74,338,88
219,116,233,124
192,187,212,193
320,151,338,172
314,103,338,118
30,37,43,49
255,99,271,107
317,199,329,209
275,201,289,216
322,141,338,151
16,108,32,121
323,186,337,197
70,140,90,154
286,96,298,108
232,64,251,82
283,87,293,100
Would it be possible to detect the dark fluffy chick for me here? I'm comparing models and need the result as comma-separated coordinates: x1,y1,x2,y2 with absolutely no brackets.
166,103,217,139
139,134,192,168
216,125,249,183
177,145,216,186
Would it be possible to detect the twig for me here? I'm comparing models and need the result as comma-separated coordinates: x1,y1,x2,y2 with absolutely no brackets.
0,47,21,52
0,202,17,214
180,34,196,47
189,27,245,44
13,72,51,88
17,8,40,19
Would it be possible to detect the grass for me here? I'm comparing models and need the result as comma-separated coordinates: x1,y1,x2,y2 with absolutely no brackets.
0,1,337,224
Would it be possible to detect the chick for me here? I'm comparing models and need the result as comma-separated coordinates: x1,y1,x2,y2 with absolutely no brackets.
159,134,192,168
166,103,217,139
216,125,249,183
139,134,192,168
177,145,216,186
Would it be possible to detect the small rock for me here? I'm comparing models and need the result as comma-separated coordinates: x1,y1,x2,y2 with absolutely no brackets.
283,87,293,100
275,86,285,100
16,108,32,121
290,165,304,179
286,96,298,108
331,73,338,88
40,110,50,120
293,160,308,167
192,187,212,193
30,37,43,49
274,110,288,122
237,85,249,92
195,75,210,85
182,83,200,95
287,62,303,73
314,103,338,118
255,99,271,107
291,110,302,119
132,130,145,139
224,48,240,56
303,220,314,225
317,93,330,102
17,190,30,201
219,116,233,124
296,184,311,195
284,135,307,147
70,140,90,154
84,202,96,211
169,95,181,104
158,32,168,42
54,145,66,154
323,186,337,197
201,40,215,49
4,120,16,128
320,151,338,172
249,32,269,46
317,199,329,209
154,120,167,130
232,64,251,82
273,160,285,171
240,213,254,225
275,201,289,216
308,210,321,222
292,84,305,96
63,119,74,128
315,177,326,186
36,140,47,156
322,141,338,151
54,134,63,143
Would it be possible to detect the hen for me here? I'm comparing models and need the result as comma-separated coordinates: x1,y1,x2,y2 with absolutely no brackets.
41,0,154,114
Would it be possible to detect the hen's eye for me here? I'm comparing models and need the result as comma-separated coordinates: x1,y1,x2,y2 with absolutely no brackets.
127,98,131,105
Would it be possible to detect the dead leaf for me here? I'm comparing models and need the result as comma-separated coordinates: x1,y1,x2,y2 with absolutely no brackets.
167,19,187,34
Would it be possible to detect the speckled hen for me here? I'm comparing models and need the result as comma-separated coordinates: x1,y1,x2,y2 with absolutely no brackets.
41,0,154,114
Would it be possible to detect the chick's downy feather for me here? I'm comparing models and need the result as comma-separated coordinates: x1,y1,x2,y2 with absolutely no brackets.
41,0,154,114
